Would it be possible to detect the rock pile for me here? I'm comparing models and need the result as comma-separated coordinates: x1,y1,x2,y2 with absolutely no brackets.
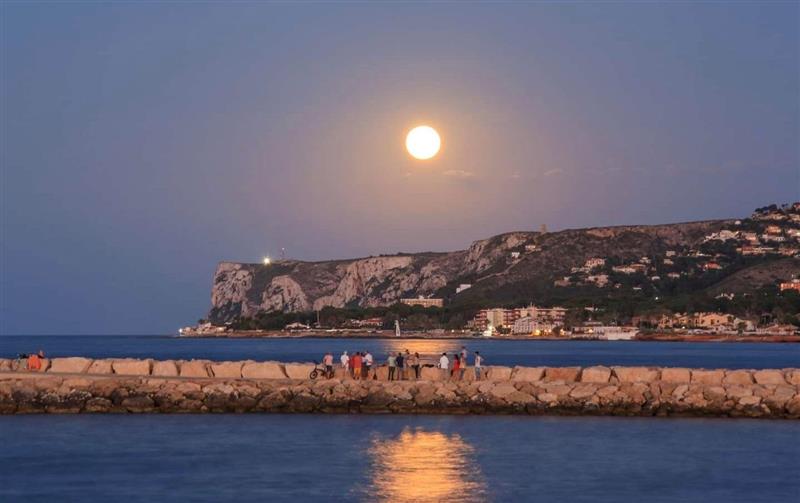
1,358,798,418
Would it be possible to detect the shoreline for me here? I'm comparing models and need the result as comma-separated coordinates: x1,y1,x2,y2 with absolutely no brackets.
2,357,798,418
180,330,800,343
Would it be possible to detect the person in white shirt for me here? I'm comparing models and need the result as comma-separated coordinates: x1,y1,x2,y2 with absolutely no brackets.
438,353,449,380
323,352,334,378
340,351,349,375
363,351,373,380
474,351,483,381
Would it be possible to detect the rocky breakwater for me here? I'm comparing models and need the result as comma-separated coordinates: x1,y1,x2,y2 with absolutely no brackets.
1,357,799,418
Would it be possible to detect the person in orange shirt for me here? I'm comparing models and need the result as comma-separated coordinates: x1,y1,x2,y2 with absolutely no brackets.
27,353,42,372
352,352,362,379
451,354,460,380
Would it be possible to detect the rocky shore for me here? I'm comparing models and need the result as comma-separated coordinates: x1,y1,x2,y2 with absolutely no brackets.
1,357,798,418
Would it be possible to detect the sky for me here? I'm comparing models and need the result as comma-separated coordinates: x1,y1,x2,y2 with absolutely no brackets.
2,2,798,335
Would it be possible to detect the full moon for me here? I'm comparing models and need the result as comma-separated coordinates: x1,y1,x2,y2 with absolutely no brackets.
406,125,441,160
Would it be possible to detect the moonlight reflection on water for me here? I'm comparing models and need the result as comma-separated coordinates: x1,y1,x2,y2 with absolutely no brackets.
365,428,486,501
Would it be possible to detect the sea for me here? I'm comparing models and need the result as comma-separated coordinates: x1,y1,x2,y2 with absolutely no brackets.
1,335,799,502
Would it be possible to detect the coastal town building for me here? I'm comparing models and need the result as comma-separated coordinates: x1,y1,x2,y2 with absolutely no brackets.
455,283,472,294
779,280,800,293
704,230,738,242
584,257,606,270
474,308,518,330
739,246,776,256
586,274,609,287
692,312,733,328
553,277,571,287
344,317,383,329
757,324,798,335
474,305,567,331
285,322,311,331
400,297,444,308
612,264,646,274
511,316,561,336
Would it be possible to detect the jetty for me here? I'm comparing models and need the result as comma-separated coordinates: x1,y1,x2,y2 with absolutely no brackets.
1,358,798,418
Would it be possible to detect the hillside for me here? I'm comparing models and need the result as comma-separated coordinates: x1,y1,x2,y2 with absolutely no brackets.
207,203,800,324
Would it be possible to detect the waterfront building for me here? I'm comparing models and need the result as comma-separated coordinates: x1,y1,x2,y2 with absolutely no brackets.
592,326,638,340
474,305,567,331
285,322,311,331
691,312,733,328
474,308,518,330
400,297,444,308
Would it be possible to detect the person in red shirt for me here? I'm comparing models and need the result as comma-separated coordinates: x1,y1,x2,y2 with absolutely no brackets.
27,353,42,372
352,352,362,379
451,354,460,380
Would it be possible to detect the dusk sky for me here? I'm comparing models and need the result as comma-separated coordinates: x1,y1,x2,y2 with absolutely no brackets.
2,2,798,335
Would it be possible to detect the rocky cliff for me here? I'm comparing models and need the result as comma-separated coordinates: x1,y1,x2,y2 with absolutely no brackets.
208,220,732,322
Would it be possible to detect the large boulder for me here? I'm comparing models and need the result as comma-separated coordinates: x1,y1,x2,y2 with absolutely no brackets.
420,366,445,381
580,366,611,384
691,370,724,385
661,368,691,383
152,360,179,377
112,359,152,376
179,360,210,378
787,396,800,416
544,367,581,382
723,370,753,385
511,367,544,382
613,367,659,383
0,359,12,372
788,371,800,386
753,370,787,385
487,366,512,381
284,363,316,380
48,357,93,374
87,359,114,375
241,362,286,379
488,383,518,399
210,361,244,379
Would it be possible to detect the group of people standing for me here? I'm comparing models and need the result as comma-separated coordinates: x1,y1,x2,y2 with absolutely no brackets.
323,350,376,380
386,350,421,380
320,346,485,381
438,347,484,381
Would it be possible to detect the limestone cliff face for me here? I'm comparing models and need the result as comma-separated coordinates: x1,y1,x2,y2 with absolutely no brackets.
207,220,731,322
211,263,253,310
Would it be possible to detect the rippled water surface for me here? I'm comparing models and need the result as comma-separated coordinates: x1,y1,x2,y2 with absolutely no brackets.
2,335,799,368
0,415,798,502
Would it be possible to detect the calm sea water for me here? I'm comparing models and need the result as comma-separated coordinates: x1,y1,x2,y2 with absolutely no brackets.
2,337,799,501
1,335,799,369
0,415,798,502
